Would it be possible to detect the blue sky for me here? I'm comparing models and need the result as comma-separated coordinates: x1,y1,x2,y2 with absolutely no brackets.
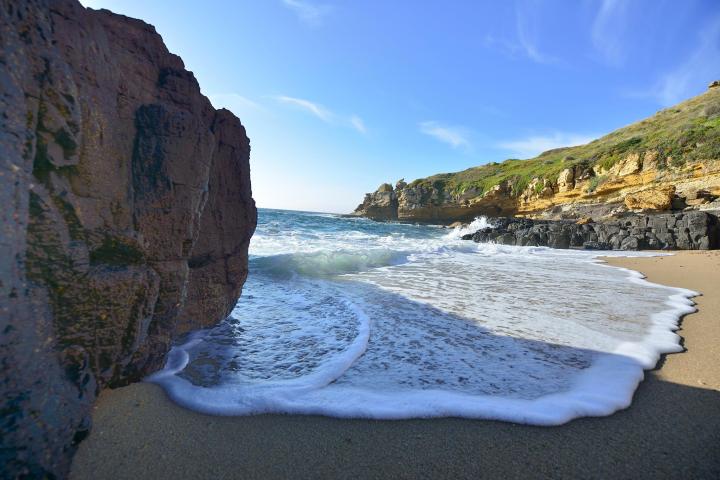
80,0,720,213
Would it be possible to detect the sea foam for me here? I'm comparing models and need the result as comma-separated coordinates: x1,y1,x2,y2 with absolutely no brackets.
148,211,697,425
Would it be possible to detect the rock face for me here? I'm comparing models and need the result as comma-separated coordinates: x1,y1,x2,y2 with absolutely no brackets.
461,212,720,250
624,186,676,211
352,183,398,220
353,153,720,224
0,1,256,477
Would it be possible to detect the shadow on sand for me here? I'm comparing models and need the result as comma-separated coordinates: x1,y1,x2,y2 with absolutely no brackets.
70,275,720,479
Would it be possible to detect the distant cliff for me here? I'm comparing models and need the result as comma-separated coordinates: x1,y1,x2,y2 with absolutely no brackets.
0,1,256,477
353,84,720,223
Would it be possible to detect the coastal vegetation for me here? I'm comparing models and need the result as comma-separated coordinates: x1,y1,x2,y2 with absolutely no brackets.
409,86,720,198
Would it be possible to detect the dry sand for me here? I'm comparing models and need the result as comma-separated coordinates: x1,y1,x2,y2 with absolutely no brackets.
70,251,720,479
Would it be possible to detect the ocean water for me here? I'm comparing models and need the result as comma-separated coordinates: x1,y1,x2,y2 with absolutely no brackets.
148,208,697,425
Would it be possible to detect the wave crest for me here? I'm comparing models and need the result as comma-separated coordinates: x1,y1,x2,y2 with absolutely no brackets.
251,249,409,277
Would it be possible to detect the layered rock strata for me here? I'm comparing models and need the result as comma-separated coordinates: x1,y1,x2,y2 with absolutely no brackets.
0,1,256,477
354,157,720,224
461,212,720,250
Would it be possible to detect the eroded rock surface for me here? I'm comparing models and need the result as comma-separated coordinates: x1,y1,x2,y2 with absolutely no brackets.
0,1,256,477
352,183,398,221
461,212,720,250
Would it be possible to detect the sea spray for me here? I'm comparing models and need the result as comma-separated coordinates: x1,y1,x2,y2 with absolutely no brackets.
444,216,495,240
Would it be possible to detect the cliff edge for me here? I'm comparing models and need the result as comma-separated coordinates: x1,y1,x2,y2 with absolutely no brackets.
0,1,256,477
353,84,720,223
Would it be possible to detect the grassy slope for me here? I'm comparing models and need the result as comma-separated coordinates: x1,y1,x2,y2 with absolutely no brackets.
409,87,720,197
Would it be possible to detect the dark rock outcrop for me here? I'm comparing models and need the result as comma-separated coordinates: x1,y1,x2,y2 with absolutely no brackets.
462,212,720,250
0,1,256,477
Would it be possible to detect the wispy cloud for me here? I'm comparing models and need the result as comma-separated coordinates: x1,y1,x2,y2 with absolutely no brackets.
515,2,557,65
273,95,366,134
636,15,720,106
498,132,598,158
282,0,331,26
483,1,557,65
419,121,471,149
273,95,333,122
591,0,630,66
349,115,367,134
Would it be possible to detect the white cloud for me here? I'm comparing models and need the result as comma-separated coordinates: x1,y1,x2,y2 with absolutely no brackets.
591,0,630,66
273,95,367,134
515,4,557,65
349,115,367,134
419,121,471,149
640,15,720,106
515,2,558,64
273,95,333,122
483,1,558,65
498,132,598,158
282,0,331,26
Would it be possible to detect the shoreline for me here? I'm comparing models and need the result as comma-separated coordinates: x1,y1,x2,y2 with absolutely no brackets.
70,251,720,479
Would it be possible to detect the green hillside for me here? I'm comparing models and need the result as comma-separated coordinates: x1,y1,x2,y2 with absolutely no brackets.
410,86,720,196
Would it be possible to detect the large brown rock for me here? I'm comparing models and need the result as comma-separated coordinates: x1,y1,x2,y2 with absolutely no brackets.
0,1,256,477
624,186,676,211
609,153,642,177
556,168,575,192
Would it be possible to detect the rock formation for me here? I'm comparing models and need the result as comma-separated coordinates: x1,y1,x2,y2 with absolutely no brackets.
353,84,720,224
624,186,676,211
461,212,720,250
352,183,398,220
0,1,256,477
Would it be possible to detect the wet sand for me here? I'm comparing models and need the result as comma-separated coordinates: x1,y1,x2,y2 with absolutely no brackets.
70,251,720,479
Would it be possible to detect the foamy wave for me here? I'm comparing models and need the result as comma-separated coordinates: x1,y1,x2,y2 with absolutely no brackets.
147,209,698,425
148,267,695,423
148,277,373,414
444,216,494,240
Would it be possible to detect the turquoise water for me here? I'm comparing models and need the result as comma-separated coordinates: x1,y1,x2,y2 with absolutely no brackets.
149,208,696,424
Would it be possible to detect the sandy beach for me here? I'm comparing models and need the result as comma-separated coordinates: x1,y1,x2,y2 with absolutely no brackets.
70,251,720,480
